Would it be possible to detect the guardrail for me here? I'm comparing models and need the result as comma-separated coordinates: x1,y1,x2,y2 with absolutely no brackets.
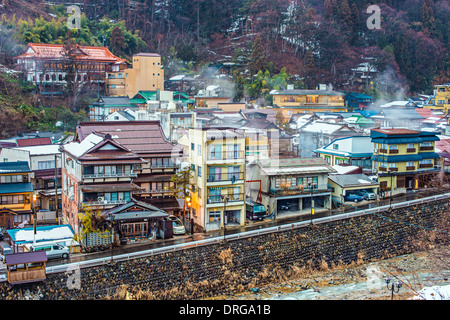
26,192,450,277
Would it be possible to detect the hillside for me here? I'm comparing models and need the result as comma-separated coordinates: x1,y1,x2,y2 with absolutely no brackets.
0,0,448,137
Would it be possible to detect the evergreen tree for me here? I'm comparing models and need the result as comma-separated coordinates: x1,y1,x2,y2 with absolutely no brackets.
248,34,268,76
421,0,435,35
109,26,126,57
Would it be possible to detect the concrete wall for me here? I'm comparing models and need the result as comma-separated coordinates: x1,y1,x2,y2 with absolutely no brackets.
1,198,448,299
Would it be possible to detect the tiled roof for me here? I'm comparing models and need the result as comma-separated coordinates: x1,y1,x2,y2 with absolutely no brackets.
255,157,336,176
328,174,378,187
371,128,419,135
76,121,182,156
0,182,33,194
15,43,126,64
0,161,31,174
16,137,52,147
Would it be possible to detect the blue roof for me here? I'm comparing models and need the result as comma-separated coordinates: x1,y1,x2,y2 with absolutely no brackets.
371,153,439,163
0,182,33,195
7,224,75,244
0,161,31,174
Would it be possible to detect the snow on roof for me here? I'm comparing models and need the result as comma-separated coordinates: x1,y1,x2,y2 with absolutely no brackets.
331,165,360,174
62,133,104,158
300,122,346,134
14,144,61,156
7,224,75,244
379,101,409,108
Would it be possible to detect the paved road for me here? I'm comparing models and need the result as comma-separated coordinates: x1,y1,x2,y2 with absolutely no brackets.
45,188,447,268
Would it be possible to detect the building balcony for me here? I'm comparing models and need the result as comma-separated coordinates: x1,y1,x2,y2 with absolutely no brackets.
206,172,245,185
206,151,245,163
82,172,137,180
206,193,245,208
150,164,179,169
269,184,331,196
82,199,128,206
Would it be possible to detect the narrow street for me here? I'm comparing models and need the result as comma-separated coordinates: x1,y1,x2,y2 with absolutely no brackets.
44,188,447,268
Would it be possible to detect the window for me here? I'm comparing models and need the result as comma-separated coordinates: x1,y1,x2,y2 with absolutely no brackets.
0,175,23,183
38,160,54,170
388,163,397,168
197,165,202,177
191,143,195,151
208,145,222,159
197,144,202,156
333,144,339,150
389,145,397,150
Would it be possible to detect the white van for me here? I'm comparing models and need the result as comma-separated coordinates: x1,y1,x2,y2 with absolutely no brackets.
31,243,70,259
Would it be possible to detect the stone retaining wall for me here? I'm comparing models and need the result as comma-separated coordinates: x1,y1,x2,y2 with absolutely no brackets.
1,199,449,300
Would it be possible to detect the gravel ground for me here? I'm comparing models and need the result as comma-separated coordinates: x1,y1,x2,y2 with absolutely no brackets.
210,244,450,300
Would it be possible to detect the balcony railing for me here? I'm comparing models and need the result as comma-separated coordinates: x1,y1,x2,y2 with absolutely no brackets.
388,149,399,154
407,148,416,153
150,164,178,169
82,172,137,179
206,193,244,204
207,151,245,161
83,199,128,206
207,172,245,183
419,146,434,151
269,184,331,195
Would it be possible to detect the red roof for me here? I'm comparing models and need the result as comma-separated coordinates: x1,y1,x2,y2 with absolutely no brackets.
15,43,127,64
75,121,183,156
371,128,419,135
16,137,52,147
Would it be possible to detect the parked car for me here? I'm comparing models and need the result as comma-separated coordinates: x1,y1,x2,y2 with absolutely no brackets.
30,243,70,259
355,190,377,200
168,215,186,235
279,203,292,211
344,193,365,202
0,244,13,262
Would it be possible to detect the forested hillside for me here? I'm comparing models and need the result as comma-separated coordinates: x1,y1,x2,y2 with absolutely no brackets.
0,0,448,137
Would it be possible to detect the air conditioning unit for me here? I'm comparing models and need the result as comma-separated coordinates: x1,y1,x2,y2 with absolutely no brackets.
97,197,105,202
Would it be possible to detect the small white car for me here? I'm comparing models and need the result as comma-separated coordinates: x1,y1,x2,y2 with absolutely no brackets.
168,215,186,235
31,244,70,259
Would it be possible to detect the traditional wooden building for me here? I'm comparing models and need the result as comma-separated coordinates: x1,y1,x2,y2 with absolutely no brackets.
59,132,146,235
0,161,34,228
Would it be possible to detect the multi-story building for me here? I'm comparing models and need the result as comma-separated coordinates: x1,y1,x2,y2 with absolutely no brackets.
271,88,347,120
14,43,127,95
370,128,441,194
314,136,373,173
74,121,184,216
424,83,450,114
124,53,164,97
59,133,146,235
188,128,246,232
14,43,163,97
12,144,62,217
246,158,335,219
0,161,34,228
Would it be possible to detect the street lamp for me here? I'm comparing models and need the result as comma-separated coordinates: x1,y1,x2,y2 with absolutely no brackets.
186,197,193,235
108,212,115,265
388,170,396,209
32,194,37,246
308,182,316,225
385,277,402,300
221,194,229,242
